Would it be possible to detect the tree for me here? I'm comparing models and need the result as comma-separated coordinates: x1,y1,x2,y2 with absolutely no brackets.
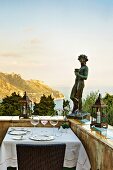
0,92,22,116
82,91,113,126
33,94,55,116
103,93,113,126
82,91,99,113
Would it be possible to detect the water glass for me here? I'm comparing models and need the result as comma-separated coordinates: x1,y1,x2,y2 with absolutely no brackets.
49,116,58,137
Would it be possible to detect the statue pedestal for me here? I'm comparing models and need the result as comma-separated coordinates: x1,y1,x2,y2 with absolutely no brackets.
67,111,90,120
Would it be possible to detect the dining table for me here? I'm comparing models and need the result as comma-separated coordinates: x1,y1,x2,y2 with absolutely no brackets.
0,127,91,170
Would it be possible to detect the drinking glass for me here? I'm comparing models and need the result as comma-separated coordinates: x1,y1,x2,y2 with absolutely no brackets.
30,115,39,135
49,115,58,137
41,119,48,126
40,117,48,135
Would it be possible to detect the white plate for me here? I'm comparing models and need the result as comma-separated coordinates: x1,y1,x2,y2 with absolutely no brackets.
29,135,54,141
12,136,25,140
10,128,28,131
8,130,27,135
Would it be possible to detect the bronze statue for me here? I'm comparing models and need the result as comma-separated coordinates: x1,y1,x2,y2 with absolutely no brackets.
69,54,88,117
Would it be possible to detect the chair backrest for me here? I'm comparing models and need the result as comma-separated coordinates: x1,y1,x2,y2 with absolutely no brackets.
16,143,66,170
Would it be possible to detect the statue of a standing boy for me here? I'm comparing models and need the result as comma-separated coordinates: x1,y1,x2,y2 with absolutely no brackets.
70,54,88,116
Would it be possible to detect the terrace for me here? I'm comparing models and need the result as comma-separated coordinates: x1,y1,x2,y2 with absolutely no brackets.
0,116,113,170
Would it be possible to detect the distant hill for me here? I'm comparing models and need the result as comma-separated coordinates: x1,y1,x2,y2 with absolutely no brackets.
0,72,64,103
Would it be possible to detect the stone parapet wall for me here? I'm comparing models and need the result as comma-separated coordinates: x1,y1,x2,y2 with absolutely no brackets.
69,119,113,170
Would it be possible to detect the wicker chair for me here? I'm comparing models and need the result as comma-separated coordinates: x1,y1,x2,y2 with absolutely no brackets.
16,143,66,170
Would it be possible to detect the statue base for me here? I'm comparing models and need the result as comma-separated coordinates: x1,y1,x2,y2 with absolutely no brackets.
67,110,90,120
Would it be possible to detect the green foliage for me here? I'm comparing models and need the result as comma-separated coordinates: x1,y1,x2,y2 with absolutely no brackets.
62,99,70,116
63,99,70,109
103,93,113,126
61,122,70,129
82,91,99,113
0,92,22,116
33,94,55,116
1,90,113,126
83,92,113,126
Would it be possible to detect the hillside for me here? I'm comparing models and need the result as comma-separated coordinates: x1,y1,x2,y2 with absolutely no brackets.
0,72,64,103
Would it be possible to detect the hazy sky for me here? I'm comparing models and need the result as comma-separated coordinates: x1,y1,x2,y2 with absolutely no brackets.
0,0,113,95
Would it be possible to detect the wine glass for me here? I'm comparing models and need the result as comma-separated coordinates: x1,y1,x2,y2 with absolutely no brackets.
30,115,39,135
49,115,58,137
40,117,48,135
41,119,48,126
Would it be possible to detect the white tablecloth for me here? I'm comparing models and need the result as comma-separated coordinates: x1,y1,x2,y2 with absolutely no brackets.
0,127,91,170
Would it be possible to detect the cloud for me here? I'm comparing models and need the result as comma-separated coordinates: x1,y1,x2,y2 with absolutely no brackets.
16,61,46,68
22,37,41,49
23,27,33,33
0,58,46,67
30,38,41,45
0,52,23,58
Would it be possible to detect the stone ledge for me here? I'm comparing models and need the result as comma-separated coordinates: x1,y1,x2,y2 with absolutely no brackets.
69,119,113,149
68,118,113,170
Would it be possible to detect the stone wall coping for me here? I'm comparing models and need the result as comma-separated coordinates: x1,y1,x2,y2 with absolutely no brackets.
0,115,66,121
68,119,113,150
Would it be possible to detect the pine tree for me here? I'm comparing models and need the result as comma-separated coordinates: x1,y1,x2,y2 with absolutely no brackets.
0,92,22,116
33,95,55,116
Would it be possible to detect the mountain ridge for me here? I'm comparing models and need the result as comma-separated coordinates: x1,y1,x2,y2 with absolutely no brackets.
0,72,64,102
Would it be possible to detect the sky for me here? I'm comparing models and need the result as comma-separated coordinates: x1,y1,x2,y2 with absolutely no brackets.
0,0,113,97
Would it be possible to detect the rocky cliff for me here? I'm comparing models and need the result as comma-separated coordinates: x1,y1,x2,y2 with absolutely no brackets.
0,72,64,103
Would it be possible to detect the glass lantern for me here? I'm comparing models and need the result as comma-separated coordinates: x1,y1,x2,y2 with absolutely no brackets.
90,93,108,128
19,91,32,119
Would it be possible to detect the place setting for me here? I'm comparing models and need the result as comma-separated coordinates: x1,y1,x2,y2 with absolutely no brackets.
28,114,61,141
12,135,26,140
29,135,54,141
8,128,30,136
7,127,31,141
29,115,55,141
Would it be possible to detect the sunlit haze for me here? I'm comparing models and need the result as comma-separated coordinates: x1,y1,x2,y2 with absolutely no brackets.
0,0,113,98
